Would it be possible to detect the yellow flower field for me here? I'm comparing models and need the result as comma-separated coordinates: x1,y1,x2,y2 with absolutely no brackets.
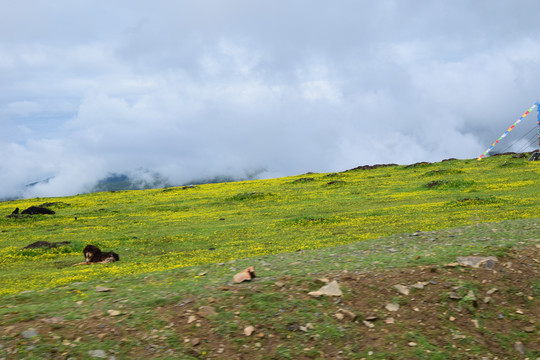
0,154,538,296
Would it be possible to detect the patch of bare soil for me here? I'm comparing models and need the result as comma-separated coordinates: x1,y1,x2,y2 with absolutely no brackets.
2,246,538,359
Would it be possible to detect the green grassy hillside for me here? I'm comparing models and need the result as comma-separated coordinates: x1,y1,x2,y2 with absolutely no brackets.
1,154,539,359
1,154,538,296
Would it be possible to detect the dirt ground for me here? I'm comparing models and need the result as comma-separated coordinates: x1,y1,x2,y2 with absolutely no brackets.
2,246,539,359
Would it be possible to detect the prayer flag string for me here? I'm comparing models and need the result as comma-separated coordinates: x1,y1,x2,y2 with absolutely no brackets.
477,103,538,161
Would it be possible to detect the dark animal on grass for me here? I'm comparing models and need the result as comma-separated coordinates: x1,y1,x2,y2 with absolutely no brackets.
73,245,119,266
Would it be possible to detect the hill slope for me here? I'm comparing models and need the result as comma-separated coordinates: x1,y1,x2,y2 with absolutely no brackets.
0,154,539,358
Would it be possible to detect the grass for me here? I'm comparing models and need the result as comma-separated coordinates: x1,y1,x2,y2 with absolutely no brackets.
0,154,538,297
0,154,539,358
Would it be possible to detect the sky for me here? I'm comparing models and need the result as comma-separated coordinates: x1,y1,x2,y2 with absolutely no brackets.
2,0,540,199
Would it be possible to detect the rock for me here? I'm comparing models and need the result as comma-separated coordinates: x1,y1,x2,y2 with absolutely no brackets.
335,313,345,321
233,266,256,283
486,288,498,295
384,317,395,324
308,280,343,297
22,241,70,249
298,323,315,332
408,342,417,347
244,325,255,336
21,329,39,338
274,281,285,288
393,284,410,296
363,320,375,329
191,338,201,346
315,277,330,284
96,286,114,292
385,303,400,312
88,349,107,358
523,326,535,333
107,310,121,316
456,256,498,269
514,341,525,355
448,292,462,300
21,206,55,215
337,308,357,321
471,319,480,328
42,317,64,324
365,314,379,321
466,290,477,301
410,282,428,290
197,306,217,318
187,315,197,324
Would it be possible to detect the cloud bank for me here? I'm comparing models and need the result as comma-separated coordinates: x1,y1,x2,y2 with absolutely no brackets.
2,1,540,199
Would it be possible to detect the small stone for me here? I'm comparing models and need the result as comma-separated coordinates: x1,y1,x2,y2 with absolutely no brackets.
408,342,417,347
410,282,428,289
233,266,256,283
448,292,462,300
274,281,285,288
88,349,107,358
385,303,400,312
335,313,345,321
96,286,113,292
107,310,121,316
315,277,330,284
191,338,201,346
384,317,395,324
197,306,217,318
483,297,492,304
515,309,524,315
393,284,410,296
466,290,477,302
363,320,375,329
486,288,498,295
471,319,480,328
308,280,343,297
456,256,498,269
365,314,379,321
42,317,64,324
523,326,534,333
21,329,39,338
337,308,357,321
514,341,525,355
244,325,255,336
187,315,197,324
449,316,456,322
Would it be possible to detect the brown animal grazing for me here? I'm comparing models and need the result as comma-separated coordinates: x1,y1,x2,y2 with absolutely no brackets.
73,245,119,266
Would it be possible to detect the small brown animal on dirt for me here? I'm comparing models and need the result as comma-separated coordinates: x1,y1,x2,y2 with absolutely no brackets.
73,245,120,266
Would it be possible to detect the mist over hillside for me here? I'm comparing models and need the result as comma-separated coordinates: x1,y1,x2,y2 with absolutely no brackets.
3,2,540,201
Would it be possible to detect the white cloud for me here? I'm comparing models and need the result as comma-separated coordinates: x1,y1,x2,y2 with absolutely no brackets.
1,1,540,199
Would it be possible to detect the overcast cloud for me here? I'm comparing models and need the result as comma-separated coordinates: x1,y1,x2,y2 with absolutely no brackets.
2,0,540,199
